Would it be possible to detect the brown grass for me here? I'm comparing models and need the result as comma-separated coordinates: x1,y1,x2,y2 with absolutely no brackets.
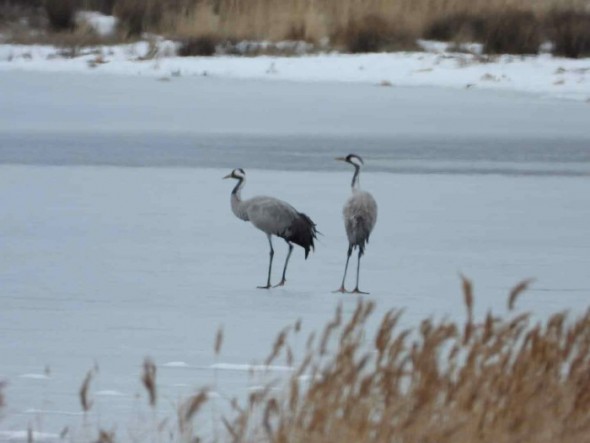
215,325,224,355
483,10,543,55
546,10,590,58
111,0,590,55
198,278,590,443
3,0,590,57
334,14,419,53
424,12,487,42
141,357,157,408
82,0,117,15
44,0,77,31
113,0,163,37
79,369,94,412
2,278,590,442
178,35,218,56
94,429,116,443
426,9,544,55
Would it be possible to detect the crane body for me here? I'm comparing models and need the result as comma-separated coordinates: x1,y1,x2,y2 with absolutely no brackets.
334,154,378,294
224,168,317,288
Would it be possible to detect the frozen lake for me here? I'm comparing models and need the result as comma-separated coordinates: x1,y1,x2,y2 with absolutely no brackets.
1,72,589,441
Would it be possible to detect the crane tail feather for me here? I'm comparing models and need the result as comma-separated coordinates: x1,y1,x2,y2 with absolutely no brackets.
285,212,318,259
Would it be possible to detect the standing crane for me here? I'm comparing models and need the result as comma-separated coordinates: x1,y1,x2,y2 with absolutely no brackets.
334,154,378,294
224,168,318,289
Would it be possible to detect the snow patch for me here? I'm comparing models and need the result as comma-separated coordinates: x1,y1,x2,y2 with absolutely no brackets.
162,361,190,368
95,390,125,397
0,41,589,100
18,373,50,380
210,363,294,372
76,11,118,37
218,40,315,56
418,39,483,55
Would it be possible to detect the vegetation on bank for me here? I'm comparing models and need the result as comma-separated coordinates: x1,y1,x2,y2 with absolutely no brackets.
1,0,590,57
2,278,590,442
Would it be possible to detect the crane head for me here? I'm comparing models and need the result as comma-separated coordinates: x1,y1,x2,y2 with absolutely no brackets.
336,154,364,168
223,168,246,180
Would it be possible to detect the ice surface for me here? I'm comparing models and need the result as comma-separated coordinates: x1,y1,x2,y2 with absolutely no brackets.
0,71,589,440
210,364,294,372
0,431,60,442
1,166,589,439
1,72,589,178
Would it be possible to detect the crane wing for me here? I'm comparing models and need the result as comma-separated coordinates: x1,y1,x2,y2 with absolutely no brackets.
343,191,377,252
245,196,317,258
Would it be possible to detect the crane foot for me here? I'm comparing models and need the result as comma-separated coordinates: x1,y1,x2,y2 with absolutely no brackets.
332,286,347,293
350,288,369,295
273,279,286,288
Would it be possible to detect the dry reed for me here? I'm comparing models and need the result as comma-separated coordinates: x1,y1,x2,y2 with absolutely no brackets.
94,429,115,443
141,357,157,408
197,278,590,443
215,325,225,355
110,0,590,55
3,278,589,442
79,369,94,412
3,0,590,56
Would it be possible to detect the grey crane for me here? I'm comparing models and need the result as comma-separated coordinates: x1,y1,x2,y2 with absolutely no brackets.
224,168,318,289
334,154,378,294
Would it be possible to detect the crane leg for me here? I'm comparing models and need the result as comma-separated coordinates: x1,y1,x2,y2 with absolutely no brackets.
274,241,293,287
351,249,369,294
258,235,274,289
333,246,352,293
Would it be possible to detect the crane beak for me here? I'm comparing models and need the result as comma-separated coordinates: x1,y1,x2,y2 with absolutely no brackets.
335,157,347,162
222,173,233,179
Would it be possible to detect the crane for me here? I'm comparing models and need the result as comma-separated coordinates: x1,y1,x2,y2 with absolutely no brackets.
334,154,378,294
224,168,318,289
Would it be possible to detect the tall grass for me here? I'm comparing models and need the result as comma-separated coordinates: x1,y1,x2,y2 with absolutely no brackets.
6,278,590,441
3,0,590,55
154,278,590,441
44,0,77,31
547,10,590,57
208,278,590,442
108,0,590,55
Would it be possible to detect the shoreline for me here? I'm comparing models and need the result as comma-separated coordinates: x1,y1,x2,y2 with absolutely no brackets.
1,41,589,101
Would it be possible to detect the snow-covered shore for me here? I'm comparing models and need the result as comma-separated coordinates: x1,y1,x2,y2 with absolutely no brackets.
1,40,589,101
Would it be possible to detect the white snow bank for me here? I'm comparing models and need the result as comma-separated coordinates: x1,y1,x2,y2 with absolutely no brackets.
75,11,118,37
0,40,589,100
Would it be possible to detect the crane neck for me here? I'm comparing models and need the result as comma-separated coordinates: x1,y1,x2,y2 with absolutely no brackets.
231,177,249,221
351,165,361,191
232,176,245,198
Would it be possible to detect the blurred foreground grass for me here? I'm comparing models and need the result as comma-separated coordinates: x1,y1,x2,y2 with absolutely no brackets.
3,276,589,442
